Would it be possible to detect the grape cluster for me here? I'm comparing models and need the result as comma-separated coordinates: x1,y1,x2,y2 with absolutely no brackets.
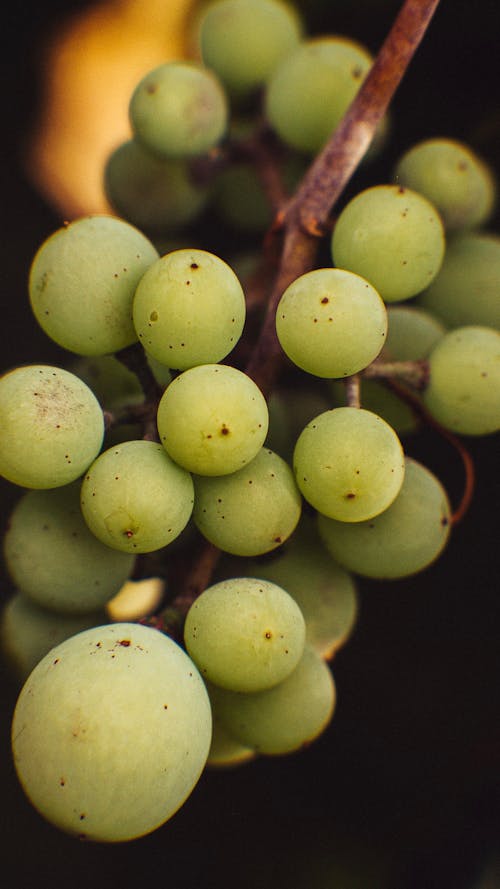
2,0,499,845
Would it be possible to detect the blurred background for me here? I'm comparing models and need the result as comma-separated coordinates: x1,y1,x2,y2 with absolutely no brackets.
1,1,499,886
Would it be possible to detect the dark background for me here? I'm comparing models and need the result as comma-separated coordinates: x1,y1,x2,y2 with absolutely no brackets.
1,1,499,886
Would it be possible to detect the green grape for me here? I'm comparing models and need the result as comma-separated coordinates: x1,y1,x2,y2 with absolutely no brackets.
244,516,358,659
133,249,246,370
29,215,159,356
318,457,451,579
80,440,194,553
0,365,104,489
394,138,496,231
383,305,446,360
207,713,256,768
265,36,373,154
208,645,336,754
104,139,211,233
423,326,500,435
331,185,445,302
129,61,228,159
11,623,212,842
157,364,269,476
4,485,134,613
70,354,143,407
199,0,302,97
184,577,306,692
146,354,173,389
418,232,500,330
1,593,106,681
193,447,302,557
293,407,405,521
276,268,387,378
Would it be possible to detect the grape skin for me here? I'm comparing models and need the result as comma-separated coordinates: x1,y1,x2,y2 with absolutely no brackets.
29,215,159,356
0,365,104,490
80,440,194,553
11,623,212,842
4,485,134,613
157,364,269,476
133,249,246,370
293,407,405,522
276,267,387,378
193,447,302,557
184,577,306,693
331,185,445,302
423,326,500,435
318,458,451,579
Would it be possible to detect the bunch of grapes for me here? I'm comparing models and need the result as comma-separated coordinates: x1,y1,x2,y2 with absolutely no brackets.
2,0,499,845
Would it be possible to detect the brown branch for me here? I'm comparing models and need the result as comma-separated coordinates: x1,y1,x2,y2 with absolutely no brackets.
344,375,361,408
245,0,442,395
363,359,430,390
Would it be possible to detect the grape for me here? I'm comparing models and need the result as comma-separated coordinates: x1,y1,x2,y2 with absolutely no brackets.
423,326,500,435
1,593,105,681
384,305,446,360
70,354,142,407
29,215,159,356
129,62,228,159
244,516,358,659
207,714,256,768
208,645,336,754
331,185,445,302
418,232,500,330
0,365,104,489
104,139,211,233
133,249,246,370
318,457,451,579
4,485,134,613
214,155,305,233
293,407,405,522
106,578,164,622
193,447,302,557
266,36,373,154
184,577,306,692
199,0,302,97
11,623,212,842
80,440,194,553
266,384,332,462
276,268,387,378
394,138,496,231
157,364,269,476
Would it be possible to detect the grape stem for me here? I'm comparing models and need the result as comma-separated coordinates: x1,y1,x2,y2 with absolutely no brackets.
245,0,442,397
363,359,430,390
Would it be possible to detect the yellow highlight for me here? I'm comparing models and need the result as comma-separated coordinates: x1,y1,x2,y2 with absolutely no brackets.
107,576,165,622
27,0,197,218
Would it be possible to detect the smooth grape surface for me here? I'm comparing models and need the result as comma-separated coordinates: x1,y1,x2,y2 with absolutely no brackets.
276,267,387,378
293,407,405,522
133,249,245,370
244,517,358,659
207,714,256,768
4,485,134,613
418,232,500,330
199,0,302,96
1,593,105,681
29,215,158,355
105,139,211,232
184,577,306,692
332,185,445,302
0,365,104,489
383,305,445,360
157,364,269,476
193,447,302,556
423,326,500,435
394,138,496,231
80,440,194,553
129,62,228,159
318,458,451,579
12,623,212,842
266,36,373,153
209,645,336,754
